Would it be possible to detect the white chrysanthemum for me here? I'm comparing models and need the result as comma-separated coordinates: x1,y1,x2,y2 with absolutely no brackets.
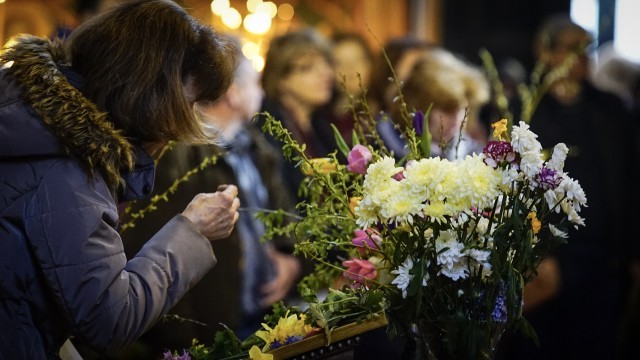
520,150,544,179
391,257,414,299
355,197,381,228
476,217,490,235
364,156,402,185
466,249,492,278
544,188,562,212
561,199,586,226
391,257,429,299
435,230,468,281
547,143,569,171
549,224,569,239
510,121,542,154
560,177,588,211
357,157,405,227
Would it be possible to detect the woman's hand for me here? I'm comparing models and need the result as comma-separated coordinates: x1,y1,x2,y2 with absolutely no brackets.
182,185,240,241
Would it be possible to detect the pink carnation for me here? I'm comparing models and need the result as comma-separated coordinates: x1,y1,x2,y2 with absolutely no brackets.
347,145,372,174
482,141,519,168
342,258,377,285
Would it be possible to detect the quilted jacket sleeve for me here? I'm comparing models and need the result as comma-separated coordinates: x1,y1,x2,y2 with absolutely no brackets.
24,160,217,354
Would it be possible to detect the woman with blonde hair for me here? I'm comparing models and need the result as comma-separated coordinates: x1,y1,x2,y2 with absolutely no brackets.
380,47,490,160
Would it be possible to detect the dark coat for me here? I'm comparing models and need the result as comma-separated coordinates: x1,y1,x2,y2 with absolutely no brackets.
257,98,340,204
120,126,297,355
0,36,216,359
498,81,638,360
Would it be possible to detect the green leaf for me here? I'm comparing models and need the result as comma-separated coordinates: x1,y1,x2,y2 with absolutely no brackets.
331,123,351,157
517,316,540,347
419,103,433,158
352,129,361,145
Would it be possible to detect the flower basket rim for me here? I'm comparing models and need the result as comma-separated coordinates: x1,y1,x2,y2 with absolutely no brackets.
266,312,388,360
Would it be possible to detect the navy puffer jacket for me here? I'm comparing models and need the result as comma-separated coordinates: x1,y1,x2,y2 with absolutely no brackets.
0,36,217,359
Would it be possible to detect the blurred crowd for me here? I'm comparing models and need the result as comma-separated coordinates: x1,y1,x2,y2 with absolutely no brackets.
29,1,640,359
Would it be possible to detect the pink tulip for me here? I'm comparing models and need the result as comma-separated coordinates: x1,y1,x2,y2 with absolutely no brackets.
342,258,377,284
347,145,372,174
352,229,382,255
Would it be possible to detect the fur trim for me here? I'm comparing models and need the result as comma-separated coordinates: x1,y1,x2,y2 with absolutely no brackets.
0,35,134,189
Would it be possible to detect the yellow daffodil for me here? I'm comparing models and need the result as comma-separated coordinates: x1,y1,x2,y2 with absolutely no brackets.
491,119,509,141
255,311,314,351
249,345,273,360
301,158,337,176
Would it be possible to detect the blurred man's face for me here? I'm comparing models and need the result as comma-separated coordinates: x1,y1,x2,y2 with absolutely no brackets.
237,61,264,122
546,29,593,81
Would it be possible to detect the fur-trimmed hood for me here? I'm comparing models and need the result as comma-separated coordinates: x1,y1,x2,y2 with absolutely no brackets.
0,35,134,188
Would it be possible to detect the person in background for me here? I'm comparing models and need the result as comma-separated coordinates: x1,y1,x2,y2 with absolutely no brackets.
381,47,491,161
0,0,240,358
591,41,640,111
329,31,375,143
366,36,434,116
119,38,302,357
496,14,638,360
257,28,338,203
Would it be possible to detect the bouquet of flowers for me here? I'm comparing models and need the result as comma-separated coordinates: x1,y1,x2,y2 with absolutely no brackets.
164,51,586,360
254,65,587,358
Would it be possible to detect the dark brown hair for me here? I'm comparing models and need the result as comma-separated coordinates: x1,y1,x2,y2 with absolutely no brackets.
66,0,237,144
261,28,333,99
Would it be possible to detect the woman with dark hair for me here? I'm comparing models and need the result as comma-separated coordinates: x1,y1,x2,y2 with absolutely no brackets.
329,31,375,143
258,28,337,202
0,0,239,358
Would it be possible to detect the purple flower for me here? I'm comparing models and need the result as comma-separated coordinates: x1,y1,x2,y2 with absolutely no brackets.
347,144,372,174
284,335,305,345
533,166,563,191
482,141,519,168
162,350,191,360
491,292,508,322
413,111,425,136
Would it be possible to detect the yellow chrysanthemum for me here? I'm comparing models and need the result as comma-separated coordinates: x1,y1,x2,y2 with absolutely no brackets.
461,154,503,208
379,189,424,225
424,200,450,223
527,212,541,234
403,157,445,198
363,156,402,186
